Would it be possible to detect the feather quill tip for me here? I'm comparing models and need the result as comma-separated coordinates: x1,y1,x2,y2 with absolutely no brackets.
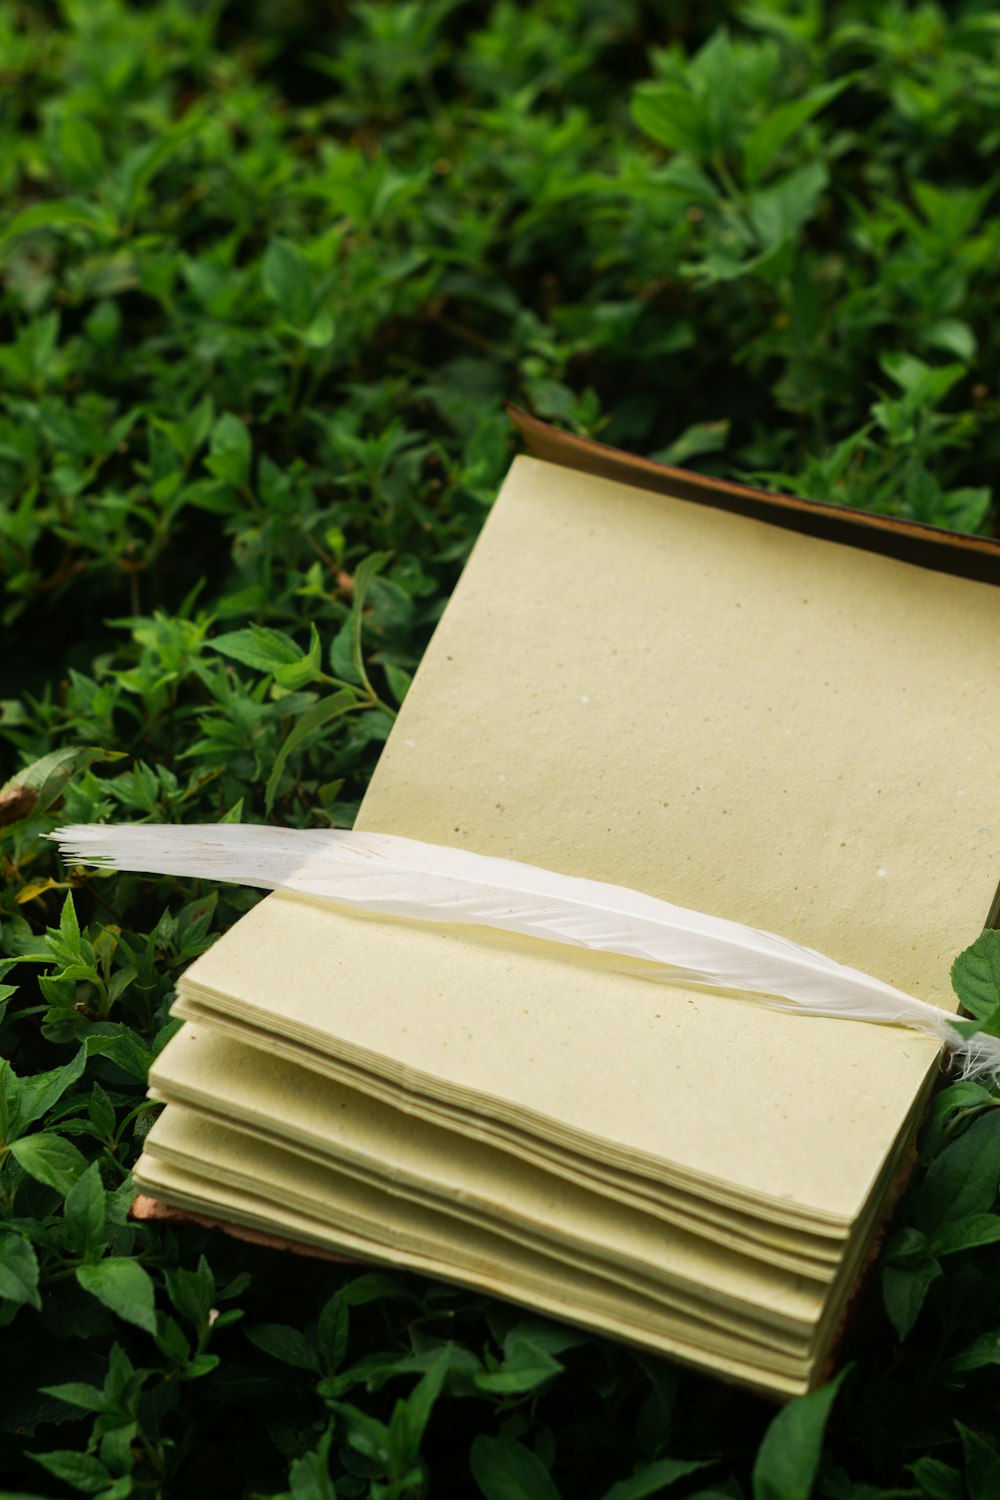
48,825,120,867
949,1027,1000,1086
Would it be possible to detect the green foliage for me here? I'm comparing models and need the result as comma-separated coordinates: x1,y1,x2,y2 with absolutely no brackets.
1,0,999,1496
752,1368,848,1500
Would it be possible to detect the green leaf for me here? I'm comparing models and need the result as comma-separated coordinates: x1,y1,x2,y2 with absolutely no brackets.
957,1423,1000,1500
0,1059,22,1144
153,395,214,464
600,1457,711,1500
64,1161,108,1258
51,111,106,188
182,1352,220,1381
383,661,412,705
348,551,392,685
942,1327,1000,1374
289,1427,336,1500
265,689,357,814
110,108,203,221
907,1458,963,1500
85,1029,153,1083
245,1322,321,1371
751,1367,848,1500
156,1312,191,1364
262,238,314,327
60,888,81,947
474,1336,564,1394
98,1420,138,1479
17,1043,87,1129
164,1254,214,1328
0,198,110,256
939,486,992,535
205,413,252,489
97,1478,133,1500
0,1229,41,1311
879,352,965,405
882,1254,942,1341
76,1258,157,1335
631,85,710,159
951,931,1000,1022
212,625,302,673
924,319,977,363
317,1290,349,1373
743,79,852,184
0,745,121,826
931,1212,1000,1256
881,1228,942,1339
339,1272,415,1306
39,1381,107,1412
650,421,730,467
682,1494,747,1500
470,1435,563,1500
28,1448,113,1493
330,619,362,685
917,1110,1000,1234
329,1401,390,1465
273,624,323,689
920,1081,994,1157
107,1179,137,1227
748,160,828,251
9,1132,87,1195
634,1359,678,1461
301,308,335,349
389,1352,449,1469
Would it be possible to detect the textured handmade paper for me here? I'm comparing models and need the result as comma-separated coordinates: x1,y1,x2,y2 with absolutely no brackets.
150,1023,832,1318
179,456,999,1220
137,1108,818,1395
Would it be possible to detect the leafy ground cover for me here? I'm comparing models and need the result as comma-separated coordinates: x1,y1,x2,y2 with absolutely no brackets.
2,1,1000,1496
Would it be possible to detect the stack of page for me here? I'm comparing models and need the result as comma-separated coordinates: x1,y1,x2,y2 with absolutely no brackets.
133,421,1000,1397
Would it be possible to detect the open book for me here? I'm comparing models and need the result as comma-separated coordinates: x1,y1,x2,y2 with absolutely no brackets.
130,411,1000,1398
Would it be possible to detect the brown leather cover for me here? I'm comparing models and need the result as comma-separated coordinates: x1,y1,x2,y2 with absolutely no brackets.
507,406,1000,584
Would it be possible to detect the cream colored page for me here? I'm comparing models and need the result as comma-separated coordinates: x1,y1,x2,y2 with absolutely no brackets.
150,1024,828,1319
139,1109,818,1375
162,1002,844,1270
182,458,999,1218
135,1148,812,1396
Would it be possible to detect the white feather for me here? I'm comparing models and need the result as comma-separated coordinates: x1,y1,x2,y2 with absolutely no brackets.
49,823,1000,1081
